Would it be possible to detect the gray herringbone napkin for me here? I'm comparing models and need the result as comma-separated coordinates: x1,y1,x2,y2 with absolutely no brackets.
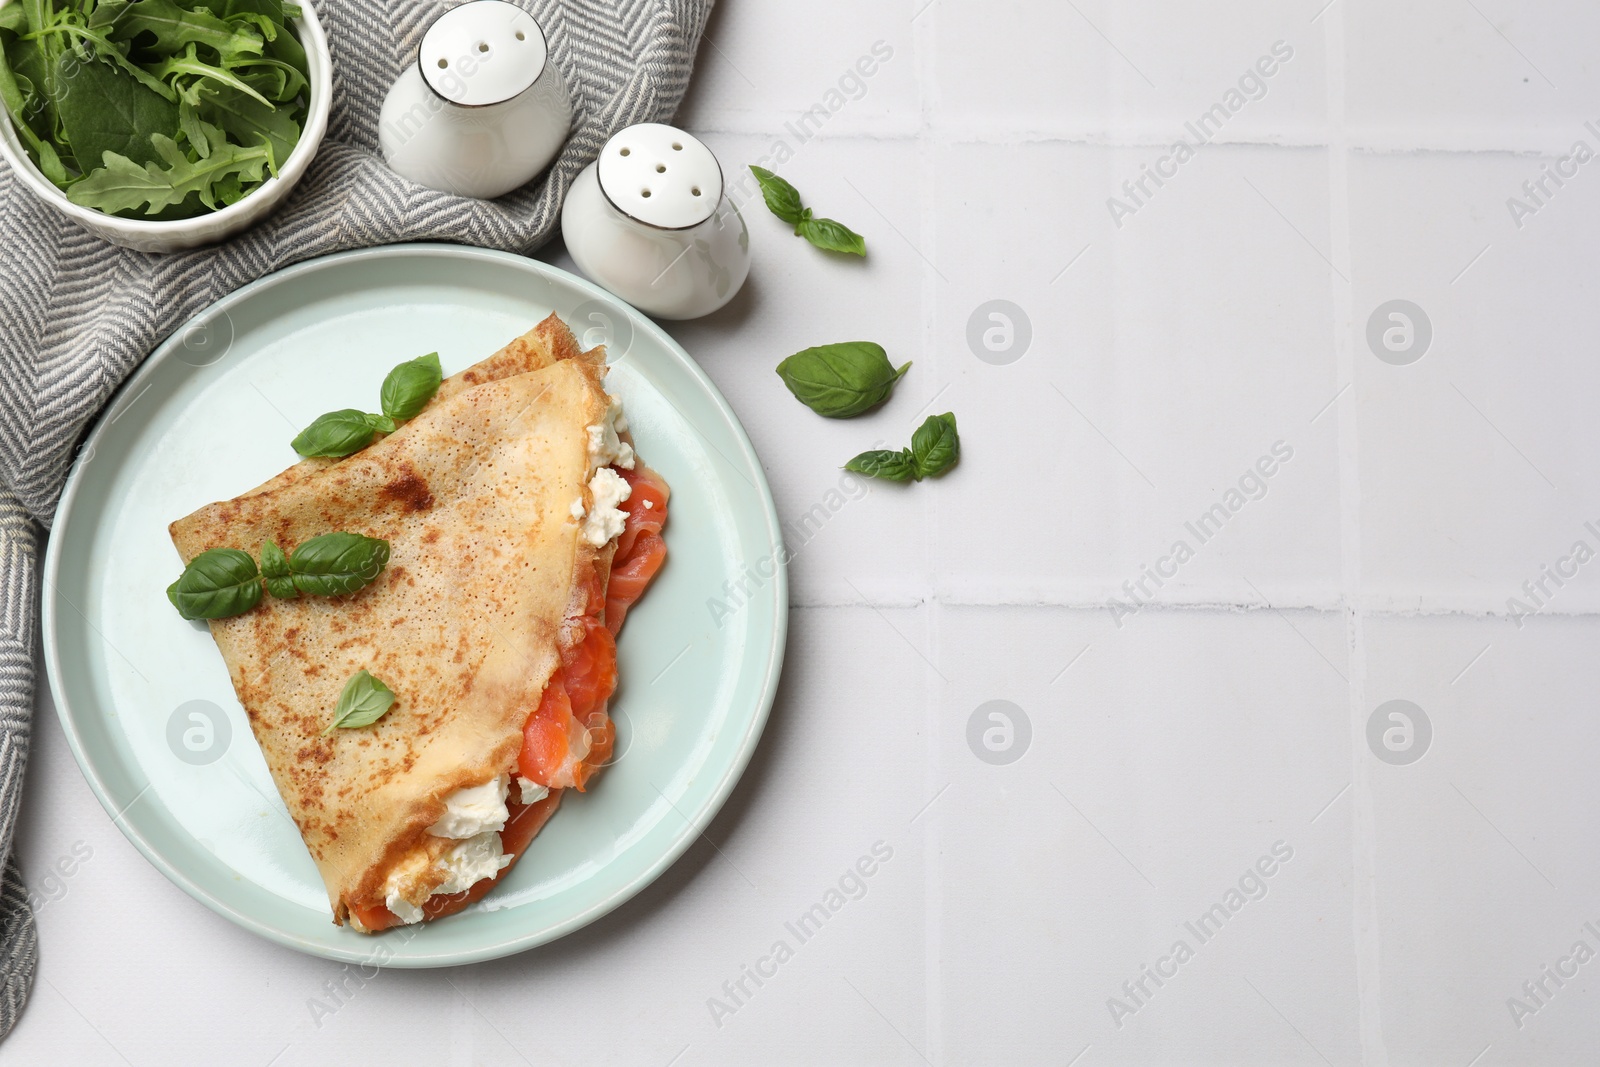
0,0,711,1036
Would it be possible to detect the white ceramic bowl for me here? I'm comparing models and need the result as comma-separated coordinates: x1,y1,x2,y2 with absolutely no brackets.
0,3,332,253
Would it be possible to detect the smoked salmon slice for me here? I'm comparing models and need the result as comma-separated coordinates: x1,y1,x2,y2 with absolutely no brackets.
606,465,670,635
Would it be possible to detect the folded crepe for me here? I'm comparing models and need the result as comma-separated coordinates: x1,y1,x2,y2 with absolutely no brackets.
168,315,669,930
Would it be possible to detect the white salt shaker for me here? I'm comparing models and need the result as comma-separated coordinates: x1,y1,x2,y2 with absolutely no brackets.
379,1,571,198
561,123,750,320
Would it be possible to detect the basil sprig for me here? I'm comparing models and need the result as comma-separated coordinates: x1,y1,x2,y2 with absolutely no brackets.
749,166,866,256
166,548,262,620
291,353,443,457
776,342,910,418
167,531,391,620
321,669,397,736
846,412,961,483
286,532,391,597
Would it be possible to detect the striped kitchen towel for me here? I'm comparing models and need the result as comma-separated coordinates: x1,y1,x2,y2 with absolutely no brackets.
0,0,713,1036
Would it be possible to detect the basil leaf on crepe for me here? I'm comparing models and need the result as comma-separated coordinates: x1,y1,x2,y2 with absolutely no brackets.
321,669,397,735
167,547,262,619
291,409,383,457
379,352,443,422
259,540,297,599
288,532,391,596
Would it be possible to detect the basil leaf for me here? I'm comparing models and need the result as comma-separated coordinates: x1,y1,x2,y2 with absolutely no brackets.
259,540,297,599
320,669,397,736
910,412,960,479
776,342,910,418
844,449,916,482
263,574,297,598
166,547,262,620
749,165,803,225
796,215,866,256
0,5,24,32
288,532,391,597
260,539,289,578
290,409,380,457
379,352,443,422
364,412,397,434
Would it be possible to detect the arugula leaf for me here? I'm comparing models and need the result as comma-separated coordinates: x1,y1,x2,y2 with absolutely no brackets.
197,80,300,167
201,0,287,20
259,539,296,599
176,95,208,156
288,532,391,598
6,22,61,140
0,30,68,184
66,122,269,215
776,341,910,418
87,1,133,31
55,49,177,170
28,18,181,101
380,353,443,422
321,669,398,736
166,547,261,619
103,0,264,61
210,167,245,205
290,409,383,457
229,54,303,102
151,42,271,106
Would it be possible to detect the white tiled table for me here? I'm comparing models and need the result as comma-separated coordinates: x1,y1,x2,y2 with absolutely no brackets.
12,1,1600,1063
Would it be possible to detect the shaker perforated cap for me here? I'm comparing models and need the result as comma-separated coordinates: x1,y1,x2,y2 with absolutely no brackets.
596,123,722,229
420,0,547,107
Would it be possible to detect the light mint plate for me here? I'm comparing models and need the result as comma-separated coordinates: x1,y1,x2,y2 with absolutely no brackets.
43,244,786,966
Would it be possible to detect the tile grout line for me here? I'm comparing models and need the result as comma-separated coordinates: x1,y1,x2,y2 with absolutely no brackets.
913,3,943,1062
1319,7,1388,1065
678,119,1598,159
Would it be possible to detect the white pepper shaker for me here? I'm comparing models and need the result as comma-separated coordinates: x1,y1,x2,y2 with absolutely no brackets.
379,0,571,199
561,123,750,320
